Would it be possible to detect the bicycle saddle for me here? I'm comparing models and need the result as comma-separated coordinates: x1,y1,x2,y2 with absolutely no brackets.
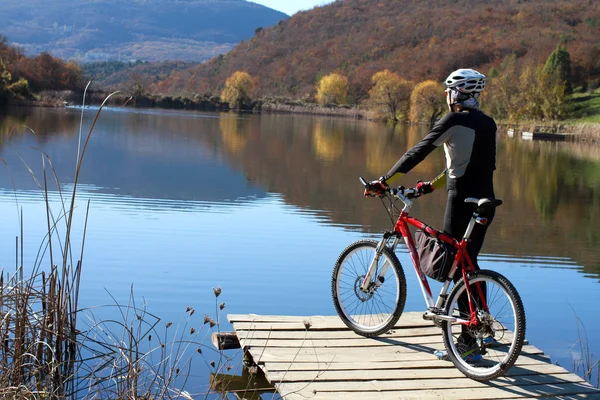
464,198,504,210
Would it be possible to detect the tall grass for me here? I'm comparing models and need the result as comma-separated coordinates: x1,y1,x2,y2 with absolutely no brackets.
0,83,117,397
570,316,600,389
0,88,243,398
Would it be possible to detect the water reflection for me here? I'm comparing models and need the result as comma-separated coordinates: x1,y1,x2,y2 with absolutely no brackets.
312,119,345,162
1,106,599,278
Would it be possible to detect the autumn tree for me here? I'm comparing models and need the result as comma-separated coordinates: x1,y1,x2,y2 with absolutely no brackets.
518,63,545,120
315,73,348,105
484,54,523,122
519,61,567,120
0,59,11,105
541,74,567,120
221,71,256,109
0,59,11,87
409,80,446,126
368,70,412,122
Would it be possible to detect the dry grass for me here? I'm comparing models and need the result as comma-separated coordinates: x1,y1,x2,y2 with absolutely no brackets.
259,99,376,120
0,85,244,398
570,316,600,389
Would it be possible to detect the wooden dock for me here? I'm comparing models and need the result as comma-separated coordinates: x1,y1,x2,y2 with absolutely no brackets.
506,129,569,141
221,312,600,399
522,131,567,141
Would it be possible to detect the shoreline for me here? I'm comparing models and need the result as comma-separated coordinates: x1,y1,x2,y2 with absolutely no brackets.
7,92,600,142
498,122,600,143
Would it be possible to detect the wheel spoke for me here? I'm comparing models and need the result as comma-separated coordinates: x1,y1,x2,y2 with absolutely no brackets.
442,271,525,381
332,241,406,337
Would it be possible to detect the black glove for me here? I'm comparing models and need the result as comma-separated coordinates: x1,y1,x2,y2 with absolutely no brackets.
416,180,434,195
364,179,388,198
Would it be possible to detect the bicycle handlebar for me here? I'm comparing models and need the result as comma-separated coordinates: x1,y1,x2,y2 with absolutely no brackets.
359,176,420,200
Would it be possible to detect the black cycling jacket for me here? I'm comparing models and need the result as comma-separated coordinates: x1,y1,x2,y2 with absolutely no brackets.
383,109,497,197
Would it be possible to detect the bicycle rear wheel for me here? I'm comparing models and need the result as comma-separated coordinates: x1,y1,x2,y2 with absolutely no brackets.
441,270,526,381
331,240,407,337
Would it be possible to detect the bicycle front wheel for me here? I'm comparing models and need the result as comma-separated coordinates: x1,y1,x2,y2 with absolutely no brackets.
442,270,526,381
331,240,407,337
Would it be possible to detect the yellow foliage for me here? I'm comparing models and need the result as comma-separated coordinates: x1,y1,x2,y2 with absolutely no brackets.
219,116,249,153
368,69,412,122
428,36,440,50
313,120,344,162
409,80,446,125
221,71,256,109
315,73,348,105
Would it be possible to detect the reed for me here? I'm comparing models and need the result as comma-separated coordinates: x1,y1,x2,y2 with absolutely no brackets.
0,79,117,396
570,316,599,388
1,86,237,398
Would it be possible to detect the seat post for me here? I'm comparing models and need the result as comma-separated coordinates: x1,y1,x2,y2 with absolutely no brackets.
462,197,502,241
463,212,479,241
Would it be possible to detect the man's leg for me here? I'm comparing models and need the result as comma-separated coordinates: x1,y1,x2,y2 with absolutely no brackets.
444,192,495,340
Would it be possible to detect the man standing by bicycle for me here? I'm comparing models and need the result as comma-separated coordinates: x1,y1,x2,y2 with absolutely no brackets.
365,68,497,361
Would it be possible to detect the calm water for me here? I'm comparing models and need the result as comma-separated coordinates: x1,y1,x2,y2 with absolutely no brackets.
1,106,599,393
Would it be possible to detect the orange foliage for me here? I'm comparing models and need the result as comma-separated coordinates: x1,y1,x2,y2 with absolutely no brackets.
150,0,600,101
0,38,84,92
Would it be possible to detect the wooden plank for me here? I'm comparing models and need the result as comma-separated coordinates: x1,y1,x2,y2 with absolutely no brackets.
239,334,445,348
275,372,585,393
281,383,600,400
235,325,441,340
229,312,430,330
229,312,425,323
266,363,574,383
238,333,525,349
248,344,544,363
261,353,551,372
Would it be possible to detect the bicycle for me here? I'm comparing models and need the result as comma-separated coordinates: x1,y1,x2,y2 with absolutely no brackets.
331,177,526,381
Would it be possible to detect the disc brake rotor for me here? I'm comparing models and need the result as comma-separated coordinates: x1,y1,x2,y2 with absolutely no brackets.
354,275,375,301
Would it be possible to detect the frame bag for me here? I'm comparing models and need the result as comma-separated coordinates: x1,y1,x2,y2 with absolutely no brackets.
415,229,457,282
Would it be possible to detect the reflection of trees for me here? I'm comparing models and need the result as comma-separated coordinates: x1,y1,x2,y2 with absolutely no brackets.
312,119,344,162
500,139,600,220
0,115,28,147
4,108,599,277
0,108,265,202
214,116,600,277
503,140,561,219
496,138,600,274
0,108,79,148
219,115,250,153
363,123,397,175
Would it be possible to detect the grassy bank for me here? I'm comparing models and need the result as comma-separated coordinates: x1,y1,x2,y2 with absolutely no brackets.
569,88,600,124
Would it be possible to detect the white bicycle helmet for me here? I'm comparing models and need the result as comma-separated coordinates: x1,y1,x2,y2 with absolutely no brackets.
444,69,486,93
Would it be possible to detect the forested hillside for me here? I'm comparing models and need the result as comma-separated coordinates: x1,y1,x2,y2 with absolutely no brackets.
0,0,288,62
0,36,83,106
152,0,600,100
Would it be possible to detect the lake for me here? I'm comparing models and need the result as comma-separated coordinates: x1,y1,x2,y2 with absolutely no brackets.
1,106,599,395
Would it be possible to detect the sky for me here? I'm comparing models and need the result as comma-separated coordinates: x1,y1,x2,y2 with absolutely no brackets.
249,0,336,16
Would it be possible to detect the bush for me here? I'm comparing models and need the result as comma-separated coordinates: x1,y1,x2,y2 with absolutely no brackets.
8,78,32,98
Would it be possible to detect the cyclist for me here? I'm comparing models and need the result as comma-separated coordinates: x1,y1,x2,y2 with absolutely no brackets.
364,68,497,361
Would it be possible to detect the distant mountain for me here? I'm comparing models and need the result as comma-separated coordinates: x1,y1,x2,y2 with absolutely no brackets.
0,0,288,62
152,0,600,100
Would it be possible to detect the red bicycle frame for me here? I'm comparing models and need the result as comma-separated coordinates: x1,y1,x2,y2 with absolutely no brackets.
393,208,489,327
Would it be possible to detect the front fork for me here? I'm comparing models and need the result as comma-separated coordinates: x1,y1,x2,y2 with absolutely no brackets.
360,235,399,292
